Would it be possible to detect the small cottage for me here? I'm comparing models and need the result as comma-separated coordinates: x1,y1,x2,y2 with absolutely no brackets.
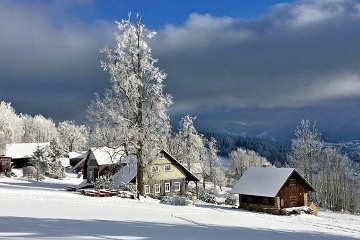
230,167,315,215
143,150,199,196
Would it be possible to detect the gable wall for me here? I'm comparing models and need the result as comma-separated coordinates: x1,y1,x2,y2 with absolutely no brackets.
277,171,311,208
145,156,186,181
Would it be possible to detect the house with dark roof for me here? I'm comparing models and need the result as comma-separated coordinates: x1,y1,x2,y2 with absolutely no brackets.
143,150,199,196
82,148,199,196
230,167,315,214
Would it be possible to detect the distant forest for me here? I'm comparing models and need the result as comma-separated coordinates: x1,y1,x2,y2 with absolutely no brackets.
202,132,290,167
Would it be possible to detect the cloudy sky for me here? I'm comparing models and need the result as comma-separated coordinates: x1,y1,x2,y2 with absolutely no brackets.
1,0,360,141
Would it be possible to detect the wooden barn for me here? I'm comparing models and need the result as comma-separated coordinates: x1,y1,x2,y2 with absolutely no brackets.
230,167,315,215
4,142,49,168
83,147,125,183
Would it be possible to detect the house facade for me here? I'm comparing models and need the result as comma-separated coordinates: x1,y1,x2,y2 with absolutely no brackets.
143,150,199,196
231,167,315,215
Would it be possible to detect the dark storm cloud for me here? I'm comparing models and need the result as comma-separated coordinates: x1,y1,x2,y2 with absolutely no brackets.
153,0,360,114
149,0,360,139
0,0,114,122
1,0,360,140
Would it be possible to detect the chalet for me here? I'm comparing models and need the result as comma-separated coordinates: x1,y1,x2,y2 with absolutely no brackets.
0,156,12,177
4,142,49,168
230,167,315,215
143,150,199,196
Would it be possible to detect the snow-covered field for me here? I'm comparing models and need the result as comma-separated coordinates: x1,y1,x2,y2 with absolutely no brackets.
0,170,359,240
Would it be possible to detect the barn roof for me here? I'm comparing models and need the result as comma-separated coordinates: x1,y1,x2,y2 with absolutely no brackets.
230,167,314,197
5,142,49,159
89,147,125,165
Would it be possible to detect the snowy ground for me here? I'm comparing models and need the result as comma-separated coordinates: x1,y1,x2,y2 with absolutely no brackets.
0,170,359,240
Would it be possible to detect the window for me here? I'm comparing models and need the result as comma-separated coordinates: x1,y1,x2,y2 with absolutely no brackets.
165,183,171,192
262,197,269,205
144,185,150,194
152,165,159,173
155,184,160,194
174,182,180,192
164,164,171,172
290,196,297,206
289,179,296,186
246,196,253,203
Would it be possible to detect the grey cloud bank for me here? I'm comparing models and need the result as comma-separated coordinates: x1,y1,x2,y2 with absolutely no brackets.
1,0,360,141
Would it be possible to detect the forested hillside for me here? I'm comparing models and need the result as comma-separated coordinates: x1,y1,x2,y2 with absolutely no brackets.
202,132,290,166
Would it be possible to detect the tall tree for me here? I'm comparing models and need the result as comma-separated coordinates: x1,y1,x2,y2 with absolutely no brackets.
88,13,172,196
0,101,22,153
58,120,88,152
288,119,322,186
229,147,271,178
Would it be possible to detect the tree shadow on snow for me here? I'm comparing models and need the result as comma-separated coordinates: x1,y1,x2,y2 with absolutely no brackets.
0,216,357,240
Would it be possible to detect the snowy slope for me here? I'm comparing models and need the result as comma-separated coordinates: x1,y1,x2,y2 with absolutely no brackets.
0,171,359,240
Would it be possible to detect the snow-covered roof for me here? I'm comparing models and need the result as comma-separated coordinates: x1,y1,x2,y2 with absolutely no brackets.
90,147,125,165
69,151,87,159
230,167,296,197
5,142,49,159
112,155,137,188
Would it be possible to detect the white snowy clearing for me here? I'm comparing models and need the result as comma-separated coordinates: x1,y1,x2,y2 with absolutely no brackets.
0,170,359,240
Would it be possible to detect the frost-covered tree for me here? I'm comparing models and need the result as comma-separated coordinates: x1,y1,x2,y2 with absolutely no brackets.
0,101,23,153
30,139,66,179
229,148,271,178
211,167,226,190
88,13,172,196
170,116,204,171
288,119,322,185
315,147,359,212
58,120,88,152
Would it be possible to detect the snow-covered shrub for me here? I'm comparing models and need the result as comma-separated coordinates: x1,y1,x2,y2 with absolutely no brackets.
225,195,238,206
22,166,38,179
118,183,137,193
198,190,216,204
48,159,66,179
160,196,193,206
281,206,314,215
93,175,114,190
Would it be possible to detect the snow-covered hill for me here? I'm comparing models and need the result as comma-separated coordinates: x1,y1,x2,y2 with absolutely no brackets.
0,172,359,240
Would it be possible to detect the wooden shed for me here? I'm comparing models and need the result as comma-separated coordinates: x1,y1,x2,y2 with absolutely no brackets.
230,167,315,215
83,147,125,183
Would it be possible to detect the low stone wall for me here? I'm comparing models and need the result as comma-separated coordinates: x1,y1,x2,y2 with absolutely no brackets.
240,202,281,215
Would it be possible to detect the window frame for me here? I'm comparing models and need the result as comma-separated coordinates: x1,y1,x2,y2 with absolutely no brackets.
164,164,171,172
151,165,159,173
289,178,296,186
165,182,171,193
154,184,161,194
144,185,151,194
174,182,180,192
